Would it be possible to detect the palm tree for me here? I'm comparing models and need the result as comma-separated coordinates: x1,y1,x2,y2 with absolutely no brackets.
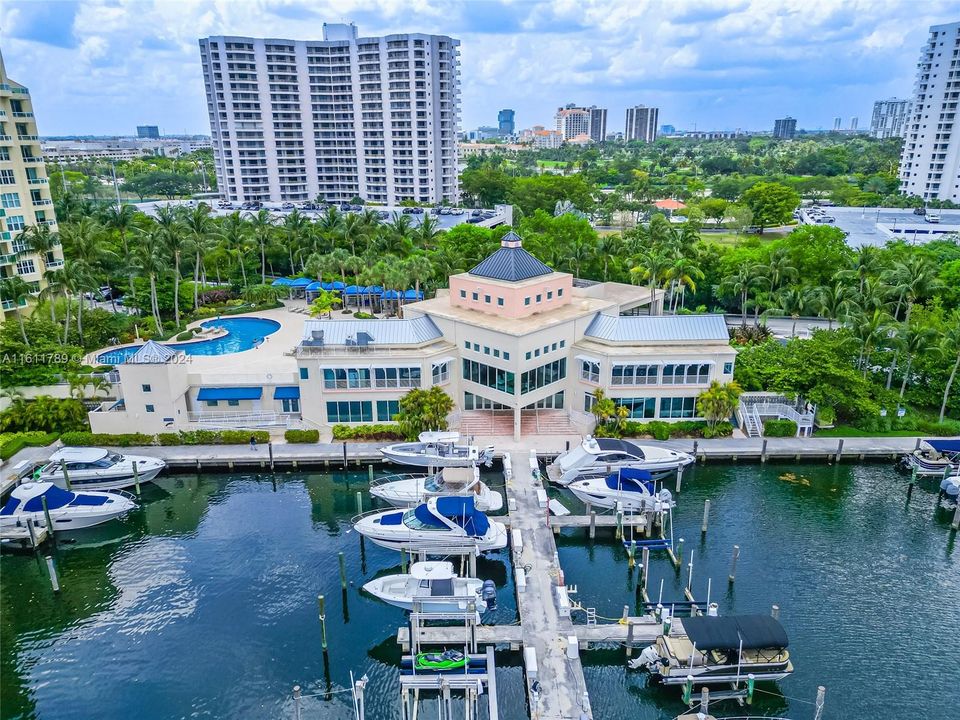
156,206,187,327
415,214,442,251
59,259,91,345
19,223,60,273
885,256,940,323
404,254,434,300
850,308,894,378
102,203,138,297
381,214,414,256
60,217,113,309
719,265,761,326
595,233,623,281
898,322,937,400
38,267,65,328
133,226,168,334
837,246,880,294
0,277,33,344
938,311,960,423
249,209,276,283
315,206,343,247
629,247,672,315
220,211,251,288
767,287,810,338
281,209,311,273
182,203,217,312
816,282,850,330
664,255,703,312
763,248,797,292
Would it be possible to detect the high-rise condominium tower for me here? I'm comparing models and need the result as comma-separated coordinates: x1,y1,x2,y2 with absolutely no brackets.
555,104,607,143
624,105,659,143
198,24,461,205
0,50,63,326
899,21,960,202
870,98,911,139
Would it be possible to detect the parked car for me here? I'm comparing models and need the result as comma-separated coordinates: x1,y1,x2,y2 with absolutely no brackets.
281,202,295,210
913,207,926,216
99,286,113,300
451,208,464,216
466,216,483,224
470,209,482,217
925,212,940,223
818,216,836,223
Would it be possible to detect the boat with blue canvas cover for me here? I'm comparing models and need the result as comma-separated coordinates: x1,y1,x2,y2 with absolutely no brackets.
0,482,137,531
899,439,960,476
352,496,507,552
567,467,675,512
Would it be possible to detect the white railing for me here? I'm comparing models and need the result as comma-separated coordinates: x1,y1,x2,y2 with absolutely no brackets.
187,411,292,428
739,397,814,437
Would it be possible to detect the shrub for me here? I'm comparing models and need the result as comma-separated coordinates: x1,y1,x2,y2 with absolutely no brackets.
764,419,798,437
60,431,155,447
198,289,236,306
218,430,269,445
332,423,405,441
353,311,375,319
0,431,59,460
702,421,734,439
157,433,181,446
175,330,195,341
285,429,319,443
598,420,717,440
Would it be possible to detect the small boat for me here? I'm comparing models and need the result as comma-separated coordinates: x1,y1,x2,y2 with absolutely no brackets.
547,437,694,486
414,649,467,671
941,471,960,502
0,482,137,531
35,447,166,491
353,496,508,552
370,466,503,512
362,561,495,612
381,431,495,468
899,439,960,477
567,468,675,512
630,614,793,686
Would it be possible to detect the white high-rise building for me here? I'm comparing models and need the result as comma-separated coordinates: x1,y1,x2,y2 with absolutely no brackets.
624,105,659,143
198,24,461,205
899,21,960,202
871,98,911,139
555,104,607,143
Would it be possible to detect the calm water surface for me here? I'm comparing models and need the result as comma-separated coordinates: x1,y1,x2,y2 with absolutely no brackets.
1,464,957,720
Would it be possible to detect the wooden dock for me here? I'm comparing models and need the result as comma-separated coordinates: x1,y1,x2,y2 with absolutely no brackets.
0,522,49,550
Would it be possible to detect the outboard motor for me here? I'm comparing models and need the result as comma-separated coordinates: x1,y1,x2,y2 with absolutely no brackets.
657,488,674,507
480,579,497,610
481,446,495,467
627,644,661,671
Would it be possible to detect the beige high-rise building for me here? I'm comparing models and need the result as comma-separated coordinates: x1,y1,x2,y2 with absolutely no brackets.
0,50,62,324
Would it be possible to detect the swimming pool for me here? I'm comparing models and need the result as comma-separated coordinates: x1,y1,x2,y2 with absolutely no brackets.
97,317,281,365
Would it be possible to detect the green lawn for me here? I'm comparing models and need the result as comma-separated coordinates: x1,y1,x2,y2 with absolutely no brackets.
699,231,786,246
813,427,922,438
537,160,572,168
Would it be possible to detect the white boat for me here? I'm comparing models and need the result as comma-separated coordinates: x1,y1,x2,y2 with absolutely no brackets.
370,466,503,512
0,482,137,531
381,431,495,468
35,447,166,491
898,439,960,477
546,437,694,486
567,468,675,512
353,496,507,552
630,614,793,686
362,561,494,612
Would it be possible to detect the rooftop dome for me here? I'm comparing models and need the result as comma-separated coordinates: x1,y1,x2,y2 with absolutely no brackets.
468,231,554,282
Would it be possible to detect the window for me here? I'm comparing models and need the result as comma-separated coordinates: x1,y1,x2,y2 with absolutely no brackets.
497,297,504,306
462,358,515,394
723,362,734,375
551,343,557,351
472,292,478,301
524,297,531,306
584,392,597,413
1,192,20,208
503,352,510,360
525,351,531,360
536,294,542,303
376,399,400,421
432,361,449,384
557,288,563,297
145,404,155,413
473,343,479,351
226,399,239,407
559,340,565,348
15,259,35,275
6,214,24,231
661,363,710,385
483,346,490,355
326,400,373,423
280,398,300,413
580,359,600,383
612,364,658,386
206,400,219,407
141,384,152,393
520,358,566,395
547,291,553,300
524,392,564,409
299,367,309,380
659,397,697,419
460,289,466,298
543,345,549,354
615,397,656,419
464,391,509,410
534,348,540,357
0,147,8,161
324,368,372,389
0,169,14,185
464,340,470,349
484,294,491,303
374,367,421,389
493,349,500,358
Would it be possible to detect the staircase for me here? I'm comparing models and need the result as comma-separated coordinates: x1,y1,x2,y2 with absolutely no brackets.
457,410,580,437
739,403,763,437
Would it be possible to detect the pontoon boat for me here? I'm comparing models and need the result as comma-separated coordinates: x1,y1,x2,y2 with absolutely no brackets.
547,437,694,485
380,431,495,468
899,439,960,477
567,468,675,512
36,447,166,491
630,614,793,685
0,482,138,531
370,466,503,512
353,496,507,552
362,561,494,612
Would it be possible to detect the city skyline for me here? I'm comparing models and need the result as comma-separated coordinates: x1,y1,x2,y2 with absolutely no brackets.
1,0,958,137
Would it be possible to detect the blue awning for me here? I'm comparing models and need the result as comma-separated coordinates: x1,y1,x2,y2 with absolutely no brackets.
330,281,346,290
403,289,423,300
928,439,960,453
289,278,313,288
197,386,263,401
382,289,400,299
271,278,294,287
305,281,323,291
273,386,301,400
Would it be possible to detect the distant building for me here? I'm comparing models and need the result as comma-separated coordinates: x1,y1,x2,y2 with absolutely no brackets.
899,21,960,202
464,126,499,141
136,125,160,139
682,130,745,139
531,129,563,149
871,98,910,139
833,117,842,131
497,109,515,136
849,116,858,131
555,104,606,143
660,124,677,135
773,117,797,139
624,105,659,143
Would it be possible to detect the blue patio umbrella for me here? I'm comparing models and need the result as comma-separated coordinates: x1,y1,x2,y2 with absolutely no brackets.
271,278,294,287
289,278,313,288
330,281,346,291
403,289,423,300
305,281,323,291
343,285,363,295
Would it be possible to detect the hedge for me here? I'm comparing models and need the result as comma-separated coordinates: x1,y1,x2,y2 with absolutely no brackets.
60,430,270,447
285,429,319,443
61,432,156,447
332,423,405,441
763,419,798,437
595,420,733,441
0,431,59,460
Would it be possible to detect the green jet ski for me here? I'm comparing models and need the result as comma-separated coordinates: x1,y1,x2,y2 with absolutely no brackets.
414,649,467,671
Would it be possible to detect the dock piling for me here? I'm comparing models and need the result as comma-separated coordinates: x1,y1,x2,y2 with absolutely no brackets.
728,545,739,583
771,604,780,620
908,465,917,500
132,460,141,496
26,518,38,550
700,499,710,534
45,555,60,593
746,673,755,704
40,495,54,536
676,537,684,566
356,491,363,516
761,439,768,463
317,594,328,651
626,620,635,657
951,502,960,531
641,546,650,593
338,551,347,590
589,510,596,539
61,464,72,491
368,464,374,483
342,442,347,466
400,549,408,573
675,466,684,494
293,685,302,720
682,675,693,705
834,439,844,463
699,687,710,715
692,441,698,461
815,686,826,718
627,539,636,568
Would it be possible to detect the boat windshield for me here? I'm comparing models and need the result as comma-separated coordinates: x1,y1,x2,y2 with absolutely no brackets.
424,476,445,492
403,507,447,531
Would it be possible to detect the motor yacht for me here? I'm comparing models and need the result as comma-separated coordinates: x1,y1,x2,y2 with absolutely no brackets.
370,466,503,512
0,482,137,531
898,439,960,477
36,447,166,491
546,437,694,485
567,468,675,513
362,561,495,613
353,496,507,552
381,431,495,468
630,614,793,685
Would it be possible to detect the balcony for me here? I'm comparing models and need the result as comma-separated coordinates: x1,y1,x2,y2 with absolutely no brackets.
27,177,48,185
0,253,16,265
21,156,44,163
32,199,53,206
44,259,64,270
12,111,33,118
17,135,39,141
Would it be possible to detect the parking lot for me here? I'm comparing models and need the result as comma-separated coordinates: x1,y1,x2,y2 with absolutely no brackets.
799,205,960,247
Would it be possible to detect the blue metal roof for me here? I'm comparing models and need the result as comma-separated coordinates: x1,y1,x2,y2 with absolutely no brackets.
584,313,729,343
301,316,442,346
468,231,553,282
126,340,179,364
197,386,263,401
273,386,301,399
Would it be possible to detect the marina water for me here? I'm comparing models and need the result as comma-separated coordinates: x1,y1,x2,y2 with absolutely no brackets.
1,463,957,719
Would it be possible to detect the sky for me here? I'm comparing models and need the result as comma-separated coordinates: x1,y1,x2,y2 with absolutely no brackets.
0,0,957,137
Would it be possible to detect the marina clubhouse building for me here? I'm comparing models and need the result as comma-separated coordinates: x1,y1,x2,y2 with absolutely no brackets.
89,234,736,439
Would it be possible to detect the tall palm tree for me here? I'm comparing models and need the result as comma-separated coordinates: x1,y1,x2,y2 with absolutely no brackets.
767,287,810,338
220,211,251,288
59,216,113,309
837,246,881,295
101,203,138,297
718,265,761,326
850,308,894,378
156,206,187,327
595,233,623,281
0,277,33,344
763,248,797,292
381,214,414,256
404,254,434,299
280,209,311,274
59,260,91,345
38,266,65,328
664,255,703,312
249,209,275,283
414,214,442,251
133,226,168,334
629,247,672,316
816,282,850,330
938,311,960,422
19,223,60,273
898,322,937,400
885,255,940,323
182,203,217,312
315,206,343,247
